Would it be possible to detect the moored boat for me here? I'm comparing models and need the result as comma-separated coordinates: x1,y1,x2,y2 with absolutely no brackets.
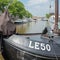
14,19,28,24
2,34,60,60
1,0,60,60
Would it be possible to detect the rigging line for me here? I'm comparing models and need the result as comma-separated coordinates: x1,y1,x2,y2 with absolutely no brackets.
49,0,51,13
49,36,60,60
53,46,58,60
49,0,52,13
52,40,60,48
50,41,58,60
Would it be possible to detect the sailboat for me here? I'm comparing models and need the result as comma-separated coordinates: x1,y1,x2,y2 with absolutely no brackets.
0,0,60,60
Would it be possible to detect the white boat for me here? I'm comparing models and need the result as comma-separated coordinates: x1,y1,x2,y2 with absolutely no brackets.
49,15,60,29
14,19,28,24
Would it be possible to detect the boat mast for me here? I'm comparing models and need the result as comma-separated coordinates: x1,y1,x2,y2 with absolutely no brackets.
54,0,59,33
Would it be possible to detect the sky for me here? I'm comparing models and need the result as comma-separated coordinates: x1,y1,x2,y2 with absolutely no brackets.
19,0,60,17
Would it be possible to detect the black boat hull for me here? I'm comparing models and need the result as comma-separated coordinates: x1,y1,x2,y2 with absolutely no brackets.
2,35,60,60
2,41,54,60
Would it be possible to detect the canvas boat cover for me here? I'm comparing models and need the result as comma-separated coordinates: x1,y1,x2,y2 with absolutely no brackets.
0,9,15,35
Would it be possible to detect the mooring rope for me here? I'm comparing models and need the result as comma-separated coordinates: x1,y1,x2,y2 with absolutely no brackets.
52,44,58,60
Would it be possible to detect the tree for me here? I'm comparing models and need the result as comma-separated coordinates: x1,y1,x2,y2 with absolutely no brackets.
25,11,32,18
0,0,32,19
46,13,51,20
0,0,9,12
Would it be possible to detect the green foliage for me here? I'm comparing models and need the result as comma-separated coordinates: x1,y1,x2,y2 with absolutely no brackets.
0,0,32,19
25,11,32,18
0,0,9,12
46,13,51,19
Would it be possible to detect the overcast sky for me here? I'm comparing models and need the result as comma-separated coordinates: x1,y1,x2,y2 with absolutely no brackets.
20,0,60,17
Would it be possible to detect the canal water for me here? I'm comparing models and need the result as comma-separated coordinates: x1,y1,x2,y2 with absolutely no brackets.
16,19,60,35
16,20,48,34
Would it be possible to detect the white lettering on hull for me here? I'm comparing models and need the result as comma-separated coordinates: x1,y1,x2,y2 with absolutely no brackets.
29,41,34,48
35,42,39,50
29,41,51,51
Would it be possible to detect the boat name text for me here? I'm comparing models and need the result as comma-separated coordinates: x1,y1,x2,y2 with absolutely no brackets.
29,41,51,51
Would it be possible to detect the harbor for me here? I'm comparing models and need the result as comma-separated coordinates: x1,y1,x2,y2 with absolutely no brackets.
0,0,60,60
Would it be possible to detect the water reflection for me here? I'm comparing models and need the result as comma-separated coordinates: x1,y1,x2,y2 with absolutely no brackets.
16,20,47,34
